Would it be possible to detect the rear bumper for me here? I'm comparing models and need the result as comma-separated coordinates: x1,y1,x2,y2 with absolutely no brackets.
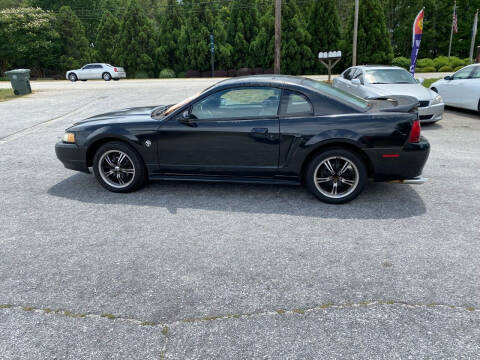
55,141,89,173
112,72,126,79
365,137,430,181
418,103,444,123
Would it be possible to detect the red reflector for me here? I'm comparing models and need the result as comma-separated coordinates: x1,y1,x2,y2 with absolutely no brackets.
114,67,118,72
409,120,421,143
382,154,400,158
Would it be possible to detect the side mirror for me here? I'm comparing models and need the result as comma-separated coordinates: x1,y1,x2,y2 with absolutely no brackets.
179,109,197,126
417,78,425,84
351,78,361,86
444,75,453,81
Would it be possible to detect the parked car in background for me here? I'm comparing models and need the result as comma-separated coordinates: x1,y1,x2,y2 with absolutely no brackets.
66,63,126,82
55,75,430,204
429,64,480,111
333,65,444,123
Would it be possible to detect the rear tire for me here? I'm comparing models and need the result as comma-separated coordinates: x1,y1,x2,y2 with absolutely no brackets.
68,73,77,82
305,148,367,204
113,78,120,81
92,141,146,193
103,72,112,81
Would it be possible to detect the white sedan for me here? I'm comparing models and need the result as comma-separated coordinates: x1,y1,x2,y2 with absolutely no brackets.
333,65,444,123
66,63,126,82
429,64,480,111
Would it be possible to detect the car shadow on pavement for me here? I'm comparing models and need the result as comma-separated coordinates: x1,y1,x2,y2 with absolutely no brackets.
48,173,426,219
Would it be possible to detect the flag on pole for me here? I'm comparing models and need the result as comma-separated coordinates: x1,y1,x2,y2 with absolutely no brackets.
470,10,478,61
452,3,458,33
409,8,424,76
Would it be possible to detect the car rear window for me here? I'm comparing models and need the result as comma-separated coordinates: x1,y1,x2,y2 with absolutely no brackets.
302,78,370,110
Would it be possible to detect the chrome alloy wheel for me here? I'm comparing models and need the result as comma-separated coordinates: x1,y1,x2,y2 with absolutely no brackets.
98,150,135,188
313,156,359,199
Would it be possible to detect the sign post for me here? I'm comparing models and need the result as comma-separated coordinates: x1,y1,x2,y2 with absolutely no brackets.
210,34,215,78
318,51,342,82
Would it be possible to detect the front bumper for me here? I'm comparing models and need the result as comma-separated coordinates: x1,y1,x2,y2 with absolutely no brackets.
418,102,444,123
55,141,89,173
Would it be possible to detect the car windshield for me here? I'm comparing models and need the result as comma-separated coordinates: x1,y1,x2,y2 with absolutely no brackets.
365,69,417,84
302,78,370,110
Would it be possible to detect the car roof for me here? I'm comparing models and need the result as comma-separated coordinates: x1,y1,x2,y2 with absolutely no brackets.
353,65,405,71
213,75,306,88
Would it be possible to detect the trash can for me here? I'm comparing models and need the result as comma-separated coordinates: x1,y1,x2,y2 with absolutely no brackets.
4,69,32,95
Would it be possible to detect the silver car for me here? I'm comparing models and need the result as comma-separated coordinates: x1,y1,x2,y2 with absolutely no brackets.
333,65,444,123
66,63,126,82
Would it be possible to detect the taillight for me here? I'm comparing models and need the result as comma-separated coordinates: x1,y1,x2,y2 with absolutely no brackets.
114,67,118,72
409,120,421,143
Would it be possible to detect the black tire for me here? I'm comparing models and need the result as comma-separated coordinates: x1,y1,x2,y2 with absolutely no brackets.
305,148,367,204
92,141,146,193
102,72,112,81
68,73,77,82
113,78,120,81
81,80,87,82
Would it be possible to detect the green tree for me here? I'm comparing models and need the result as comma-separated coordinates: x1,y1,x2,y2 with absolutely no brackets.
56,6,91,71
309,0,341,73
281,0,313,74
343,0,393,65
250,3,274,69
95,10,121,63
227,0,258,68
116,0,156,77
0,7,59,75
155,0,184,73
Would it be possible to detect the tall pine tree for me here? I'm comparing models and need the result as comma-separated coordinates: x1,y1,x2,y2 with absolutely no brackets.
95,11,120,63
116,0,156,77
309,0,341,73
343,0,393,65
155,0,184,73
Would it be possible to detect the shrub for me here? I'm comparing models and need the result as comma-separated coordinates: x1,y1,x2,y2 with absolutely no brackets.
252,67,264,75
417,58,435,69
177,72,185,78
416,66,436,73
158,68,175,78
185,70,200,78
454,65,465,72
214,70,228,77
433,56,450,70
237,68,253,76
134,71,149,78
392,56,410,69
200,71,211,78
449,56,464,68
227,69,237,77
438,65,453,72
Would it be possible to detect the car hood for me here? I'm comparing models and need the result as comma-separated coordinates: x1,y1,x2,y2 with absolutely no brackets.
366,83,433,100
74,106,158,125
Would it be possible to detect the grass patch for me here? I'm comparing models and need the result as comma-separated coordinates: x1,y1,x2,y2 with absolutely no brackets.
422,78,441,89
0,88,16,102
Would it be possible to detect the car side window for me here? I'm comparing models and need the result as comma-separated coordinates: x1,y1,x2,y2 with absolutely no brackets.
343,68,353,80
284,91,313,115
94,65,103,69
453,67,473,80
352,69,364,83
191,87,281,120
469,67,480,79
82,65,92,69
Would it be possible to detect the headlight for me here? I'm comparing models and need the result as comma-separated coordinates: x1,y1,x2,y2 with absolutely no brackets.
431,94,443,105
62,132,76,143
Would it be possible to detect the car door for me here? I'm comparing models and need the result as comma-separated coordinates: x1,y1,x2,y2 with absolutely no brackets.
349,68,365,97
334,68,354,92
92,65,104,79
156,86,281,176
78,65,91,79
441,66,474,107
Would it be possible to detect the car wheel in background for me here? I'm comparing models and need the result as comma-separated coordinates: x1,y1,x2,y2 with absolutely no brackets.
113,78,120,81
305,148,367,204
92,141,146,193
102,72,112,81
68,73,77,82
81,80,87,82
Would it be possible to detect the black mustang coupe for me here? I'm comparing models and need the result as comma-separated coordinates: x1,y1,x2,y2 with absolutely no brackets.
55,75,430,203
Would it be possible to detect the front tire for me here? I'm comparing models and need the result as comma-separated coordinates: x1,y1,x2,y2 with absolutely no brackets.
103,72,112,81
92,141,146,193
68,73,77,82
305,148,367,204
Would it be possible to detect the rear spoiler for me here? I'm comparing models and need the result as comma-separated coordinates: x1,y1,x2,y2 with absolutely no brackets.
367,95,419,113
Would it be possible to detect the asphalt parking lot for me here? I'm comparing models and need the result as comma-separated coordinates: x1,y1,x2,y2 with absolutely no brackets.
1,79,479,359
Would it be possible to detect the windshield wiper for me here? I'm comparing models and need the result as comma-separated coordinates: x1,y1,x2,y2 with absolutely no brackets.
394,81,412,84
370,82,388,84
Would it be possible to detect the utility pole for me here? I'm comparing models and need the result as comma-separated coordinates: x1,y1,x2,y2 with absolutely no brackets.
469,9,478,62
274,0,282,74
448,1,456,58
352,0,359,66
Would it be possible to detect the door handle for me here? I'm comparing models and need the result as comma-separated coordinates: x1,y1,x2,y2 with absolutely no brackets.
251,128,268,134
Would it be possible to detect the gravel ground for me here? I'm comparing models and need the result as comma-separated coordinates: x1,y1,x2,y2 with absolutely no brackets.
0,79,479,359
